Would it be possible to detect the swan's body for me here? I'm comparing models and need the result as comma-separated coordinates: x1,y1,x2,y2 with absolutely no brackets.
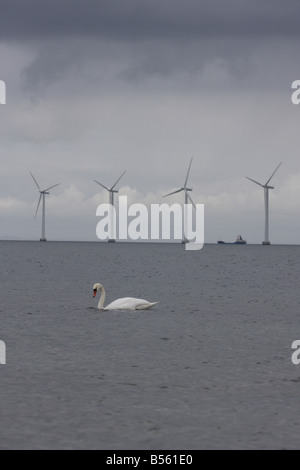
93,283,158,311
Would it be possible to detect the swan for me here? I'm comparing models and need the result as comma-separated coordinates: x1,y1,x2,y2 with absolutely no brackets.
93,283,159,311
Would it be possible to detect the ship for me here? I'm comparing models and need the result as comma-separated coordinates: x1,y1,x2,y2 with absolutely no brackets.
218,235,247,245
234,235,247,245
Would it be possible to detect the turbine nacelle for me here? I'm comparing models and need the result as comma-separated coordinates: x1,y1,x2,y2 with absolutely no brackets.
163,158,197,213
246,162,282,191
94,170,127,200
163,158,195,199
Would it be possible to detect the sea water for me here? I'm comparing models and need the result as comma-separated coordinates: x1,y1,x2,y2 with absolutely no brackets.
0,241,300,450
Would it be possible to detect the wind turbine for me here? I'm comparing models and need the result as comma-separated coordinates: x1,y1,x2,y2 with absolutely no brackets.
31,173,61,242
94,170,127,243
163,158,197,244
246,162,282,245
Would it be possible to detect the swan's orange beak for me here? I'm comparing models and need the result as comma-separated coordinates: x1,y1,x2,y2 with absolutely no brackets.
93,289,97,298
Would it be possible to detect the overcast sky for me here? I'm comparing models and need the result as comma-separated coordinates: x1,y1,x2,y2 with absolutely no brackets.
0,0,300,243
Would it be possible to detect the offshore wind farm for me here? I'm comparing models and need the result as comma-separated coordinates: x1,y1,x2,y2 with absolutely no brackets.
27,158,284,246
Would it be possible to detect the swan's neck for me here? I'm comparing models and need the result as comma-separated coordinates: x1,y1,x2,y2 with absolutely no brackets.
98,286,106,310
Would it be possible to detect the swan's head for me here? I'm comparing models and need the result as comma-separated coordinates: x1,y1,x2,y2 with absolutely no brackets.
93,283,103,298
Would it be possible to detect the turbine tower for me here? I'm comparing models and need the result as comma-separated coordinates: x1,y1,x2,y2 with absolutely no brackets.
31,173,60,242
94,170,127,243
246,162,282,246
163,158,196,244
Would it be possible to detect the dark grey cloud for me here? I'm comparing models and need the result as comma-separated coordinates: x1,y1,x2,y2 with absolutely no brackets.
20,36,255,94
1,0,300,42
2,0,299,95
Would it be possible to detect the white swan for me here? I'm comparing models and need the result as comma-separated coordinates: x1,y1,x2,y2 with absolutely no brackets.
93,283,159,311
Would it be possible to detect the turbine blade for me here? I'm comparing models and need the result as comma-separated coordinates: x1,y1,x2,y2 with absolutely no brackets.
184,157,193,188
111,170,127,191
163,188,184,198
94,180,110,191
265,162,283,186
34,194,42,220
187,193,197,210
246,177,264,188
44,183,61,192
30,172,41,191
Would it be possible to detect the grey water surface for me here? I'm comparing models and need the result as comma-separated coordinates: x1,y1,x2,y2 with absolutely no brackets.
0,241,300,450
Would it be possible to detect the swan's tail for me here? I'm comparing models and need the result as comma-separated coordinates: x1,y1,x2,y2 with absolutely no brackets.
137,302,159,311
